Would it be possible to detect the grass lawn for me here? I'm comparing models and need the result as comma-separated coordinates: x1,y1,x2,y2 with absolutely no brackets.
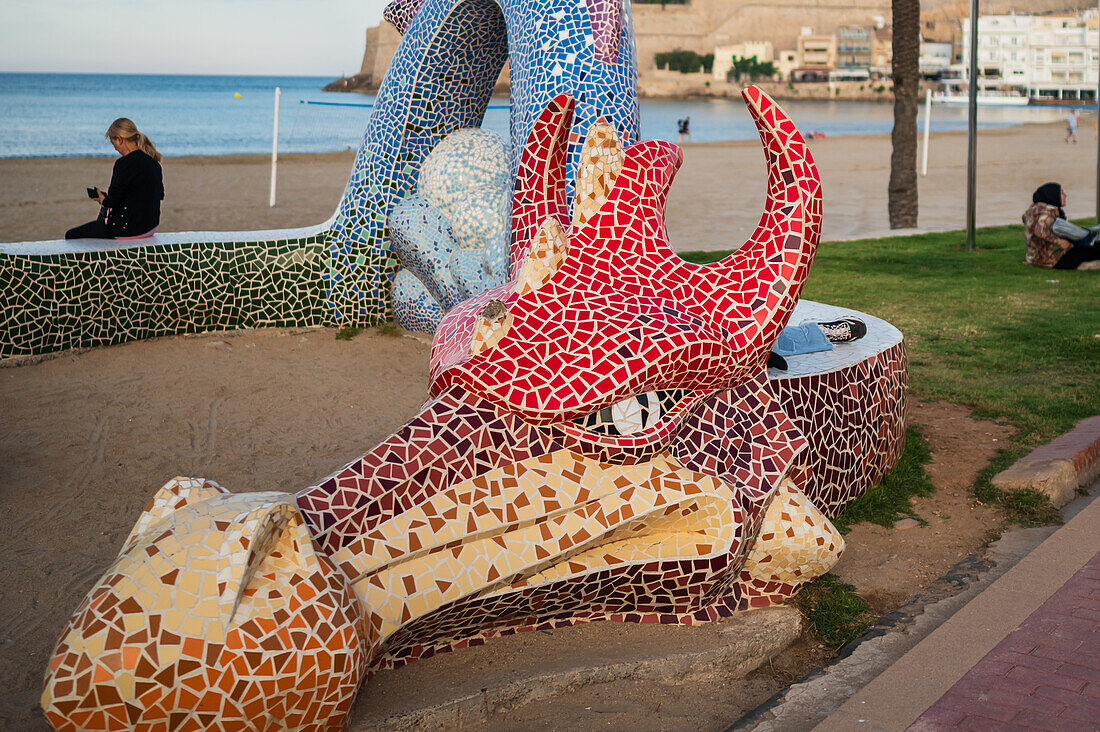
682,223,1099,448
683,224,1097,644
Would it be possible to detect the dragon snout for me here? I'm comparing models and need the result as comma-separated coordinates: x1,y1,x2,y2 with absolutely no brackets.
42,479,372,732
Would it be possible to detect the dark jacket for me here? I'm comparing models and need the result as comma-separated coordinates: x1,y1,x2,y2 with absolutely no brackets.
102,150,164,237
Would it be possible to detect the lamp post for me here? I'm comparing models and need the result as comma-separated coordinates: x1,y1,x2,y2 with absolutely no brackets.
966,0,979,251
1096,0,1099,222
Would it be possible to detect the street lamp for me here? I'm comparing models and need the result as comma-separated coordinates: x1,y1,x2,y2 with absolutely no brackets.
966,0,979,252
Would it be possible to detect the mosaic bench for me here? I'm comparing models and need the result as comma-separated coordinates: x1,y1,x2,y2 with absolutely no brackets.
0,223,335,358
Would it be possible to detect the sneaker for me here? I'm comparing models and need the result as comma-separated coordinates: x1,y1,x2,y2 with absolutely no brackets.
818,317,867,344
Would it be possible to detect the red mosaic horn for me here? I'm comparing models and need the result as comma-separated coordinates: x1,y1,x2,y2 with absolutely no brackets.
692,85,823,364
510,93,575,268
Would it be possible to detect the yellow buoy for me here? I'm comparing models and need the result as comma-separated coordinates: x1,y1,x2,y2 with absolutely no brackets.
234,92,242,99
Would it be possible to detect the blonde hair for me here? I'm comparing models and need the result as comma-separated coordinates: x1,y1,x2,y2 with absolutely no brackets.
105,118,162,162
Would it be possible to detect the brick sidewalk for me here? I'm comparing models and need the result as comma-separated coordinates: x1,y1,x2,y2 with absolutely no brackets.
909,552,1100,731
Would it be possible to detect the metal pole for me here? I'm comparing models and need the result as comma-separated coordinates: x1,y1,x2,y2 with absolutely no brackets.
921,88,932,176
966,0,979,251
1095,0,1099,222
270,87,281,208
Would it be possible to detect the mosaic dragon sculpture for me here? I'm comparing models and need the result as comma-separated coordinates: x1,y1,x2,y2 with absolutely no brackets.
41,87,907,731
38,0,907,729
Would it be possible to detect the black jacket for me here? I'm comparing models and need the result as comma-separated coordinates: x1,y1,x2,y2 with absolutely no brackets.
102,150,164,237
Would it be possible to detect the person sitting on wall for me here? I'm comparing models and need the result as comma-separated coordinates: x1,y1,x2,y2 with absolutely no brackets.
1022,182,1100,270
66,118,164,240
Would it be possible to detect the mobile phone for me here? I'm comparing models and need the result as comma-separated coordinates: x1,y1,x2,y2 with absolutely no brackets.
86,187,98,199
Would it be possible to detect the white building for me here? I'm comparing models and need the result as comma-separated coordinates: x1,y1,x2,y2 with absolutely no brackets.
960,15,1032,92
919,40,954,77
960,12,1099,101
1028,14,1099,102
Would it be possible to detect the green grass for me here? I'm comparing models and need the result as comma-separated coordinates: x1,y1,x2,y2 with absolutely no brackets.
832,426,934,533
334,326,363,341
792,574,875,646
972,447,1062,528
681,223,1100,447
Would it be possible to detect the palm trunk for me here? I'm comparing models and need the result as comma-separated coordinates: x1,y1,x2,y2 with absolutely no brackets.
889,0,920,228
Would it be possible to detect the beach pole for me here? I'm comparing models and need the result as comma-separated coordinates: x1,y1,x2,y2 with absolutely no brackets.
921,88,932,176
1096,0,1099,222
965,0,979,252
270,87,281,208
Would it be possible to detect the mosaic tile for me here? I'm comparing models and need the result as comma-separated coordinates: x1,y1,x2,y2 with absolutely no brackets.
390,129,511,331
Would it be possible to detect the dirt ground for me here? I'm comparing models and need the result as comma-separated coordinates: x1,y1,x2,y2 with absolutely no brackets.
0,327,1015,731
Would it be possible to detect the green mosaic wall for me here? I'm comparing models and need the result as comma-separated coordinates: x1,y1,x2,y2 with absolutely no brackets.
0,233,378,358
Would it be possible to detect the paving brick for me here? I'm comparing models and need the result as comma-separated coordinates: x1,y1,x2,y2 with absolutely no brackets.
1033,684,1097,706
1008,666,1086,693
1060,651,1100,673
1021,615,1100,636
999,636,1039,655
957,714,1029,732
978,686,1067,717
998,651,1062,674
1084,683,1100,700
1031,641,1085,662
1058,701,1100,726
1058,662,1100,684
1069,606,1100,624
1011,708,1090,732
947,676,1008,701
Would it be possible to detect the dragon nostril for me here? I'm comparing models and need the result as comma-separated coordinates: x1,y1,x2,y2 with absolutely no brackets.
480,299,506,321
470,300,513,354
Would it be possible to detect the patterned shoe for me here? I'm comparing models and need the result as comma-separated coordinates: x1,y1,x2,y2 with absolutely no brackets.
818,317,867,344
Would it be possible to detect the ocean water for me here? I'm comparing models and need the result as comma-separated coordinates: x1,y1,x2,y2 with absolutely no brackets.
0,72,1077,159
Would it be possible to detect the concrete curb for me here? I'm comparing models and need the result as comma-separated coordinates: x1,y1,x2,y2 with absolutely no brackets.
991,415,1100,507
357,607,802,730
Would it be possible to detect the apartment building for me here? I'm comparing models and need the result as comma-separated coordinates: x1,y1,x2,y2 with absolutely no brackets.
1028,14,1099,101
793,27,837,81
960,14,1032,91
837,25,873,69
960,12,1099,101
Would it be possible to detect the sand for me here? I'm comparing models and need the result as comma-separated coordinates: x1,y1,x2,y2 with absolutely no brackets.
0,119,1087,729
1,120,1098,247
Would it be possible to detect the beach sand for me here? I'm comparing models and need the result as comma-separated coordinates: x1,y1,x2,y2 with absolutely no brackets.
0,119,1095,729
1,120,1097,247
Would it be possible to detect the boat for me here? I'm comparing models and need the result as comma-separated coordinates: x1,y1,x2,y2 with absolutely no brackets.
931,90,1030,106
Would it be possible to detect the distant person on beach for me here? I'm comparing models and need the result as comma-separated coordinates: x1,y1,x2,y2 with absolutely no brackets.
66,118,164,240
677,117,691,143
1065,110,1079,144
1022,182,1100,269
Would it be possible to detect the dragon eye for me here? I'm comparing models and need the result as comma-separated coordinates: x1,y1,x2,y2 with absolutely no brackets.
572,389,690,436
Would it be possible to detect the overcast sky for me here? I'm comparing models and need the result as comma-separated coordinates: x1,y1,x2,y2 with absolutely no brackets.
0,0,390,76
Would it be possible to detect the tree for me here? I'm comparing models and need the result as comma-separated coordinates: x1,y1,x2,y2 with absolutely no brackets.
888,0,920,228
726,56,777,83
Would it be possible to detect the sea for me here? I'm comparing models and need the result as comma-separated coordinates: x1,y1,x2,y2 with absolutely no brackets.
0,72,1081,159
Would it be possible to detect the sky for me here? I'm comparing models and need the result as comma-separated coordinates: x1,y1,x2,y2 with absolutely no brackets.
0,0,390,76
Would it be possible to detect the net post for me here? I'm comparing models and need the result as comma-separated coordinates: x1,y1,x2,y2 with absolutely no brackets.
270,87,281,208
921,88,932,177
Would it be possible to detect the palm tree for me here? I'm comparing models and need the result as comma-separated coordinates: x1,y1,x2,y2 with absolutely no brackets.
889,0,920,228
